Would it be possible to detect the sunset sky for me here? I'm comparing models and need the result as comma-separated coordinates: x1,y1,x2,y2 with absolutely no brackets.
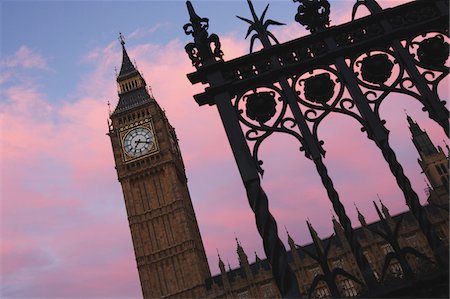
1,0,448,298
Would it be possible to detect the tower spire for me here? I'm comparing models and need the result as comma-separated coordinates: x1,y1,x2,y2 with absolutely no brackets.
117,33,138,80
407,114,438,158
112,33,152,115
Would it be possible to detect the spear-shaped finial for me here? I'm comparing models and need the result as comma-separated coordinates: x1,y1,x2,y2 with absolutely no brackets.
237,0,284,52
184,1,223,68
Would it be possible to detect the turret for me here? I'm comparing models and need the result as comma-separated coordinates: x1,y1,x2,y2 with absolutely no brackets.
307,219,324,253
332,215,350,250
286,227,301,266
378,195,395,229
236,238,254,280
218,250,231,290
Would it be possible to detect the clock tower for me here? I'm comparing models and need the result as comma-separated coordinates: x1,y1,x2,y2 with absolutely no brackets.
108,36,211,298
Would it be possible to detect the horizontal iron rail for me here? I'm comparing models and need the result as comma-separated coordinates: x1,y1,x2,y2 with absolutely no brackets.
188,0,448,106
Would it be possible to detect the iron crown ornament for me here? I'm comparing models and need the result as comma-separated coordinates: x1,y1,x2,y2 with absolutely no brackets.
293,0,331,33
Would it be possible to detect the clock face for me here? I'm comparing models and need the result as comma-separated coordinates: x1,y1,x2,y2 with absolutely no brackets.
123,127,155,158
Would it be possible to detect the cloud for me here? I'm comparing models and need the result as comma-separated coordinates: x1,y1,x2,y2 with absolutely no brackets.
128,23,168,40
1,46,49,70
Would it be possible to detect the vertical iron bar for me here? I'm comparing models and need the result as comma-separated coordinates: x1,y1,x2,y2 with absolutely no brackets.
313,157,378,289
275,74,378,290
214,91,301,298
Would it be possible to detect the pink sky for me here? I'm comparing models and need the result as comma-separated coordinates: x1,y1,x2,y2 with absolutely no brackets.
1,1,448,297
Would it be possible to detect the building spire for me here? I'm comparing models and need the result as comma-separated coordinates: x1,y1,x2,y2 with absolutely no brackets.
217,248,226,273
354,202,367,226
285,225,294,245
306,219,324,252
377,194,388,214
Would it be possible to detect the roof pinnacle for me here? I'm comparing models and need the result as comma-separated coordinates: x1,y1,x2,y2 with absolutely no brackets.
119,32,125,46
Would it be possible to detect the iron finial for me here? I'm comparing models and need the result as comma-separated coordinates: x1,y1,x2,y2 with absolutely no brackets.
237,0,284,52
184,1,223,68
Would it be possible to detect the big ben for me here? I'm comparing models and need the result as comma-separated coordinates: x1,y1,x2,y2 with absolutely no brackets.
108,35,211,298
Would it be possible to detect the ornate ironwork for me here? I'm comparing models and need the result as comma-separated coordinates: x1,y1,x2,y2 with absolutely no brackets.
184,0,449,297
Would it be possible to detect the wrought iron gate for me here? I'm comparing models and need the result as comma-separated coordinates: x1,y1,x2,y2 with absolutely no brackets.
183,0,449,297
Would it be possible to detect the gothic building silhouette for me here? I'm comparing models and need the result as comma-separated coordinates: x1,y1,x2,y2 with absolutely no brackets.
108,39,449,298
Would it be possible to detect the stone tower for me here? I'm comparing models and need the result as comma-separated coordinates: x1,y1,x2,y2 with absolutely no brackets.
107,36,210,298
407,115,449,206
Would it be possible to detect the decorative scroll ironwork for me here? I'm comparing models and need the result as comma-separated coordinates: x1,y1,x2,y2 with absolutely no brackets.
406,32,450,103
233,86,304,175
294,67,367,142
350,48,423,119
